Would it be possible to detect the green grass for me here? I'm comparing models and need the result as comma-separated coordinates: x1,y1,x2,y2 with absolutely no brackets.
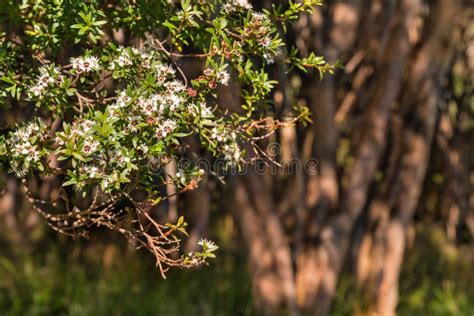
1,224,473,315
0,241,253,316
332,225,474,316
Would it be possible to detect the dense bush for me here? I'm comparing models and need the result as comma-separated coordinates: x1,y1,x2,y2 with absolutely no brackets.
0,0,334,276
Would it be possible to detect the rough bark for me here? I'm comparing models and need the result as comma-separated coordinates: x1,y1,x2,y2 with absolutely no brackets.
234,171,298,315
296,1,415,313
294,0,362,310
356,1,458,314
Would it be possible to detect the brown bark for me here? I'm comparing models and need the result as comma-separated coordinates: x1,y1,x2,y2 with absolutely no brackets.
294,1,362,310
234,171,297,315
296,1,415,313
0,177,21,244
184,178,211,252
356,1,458,314
372,78,441,315
437,110,470,242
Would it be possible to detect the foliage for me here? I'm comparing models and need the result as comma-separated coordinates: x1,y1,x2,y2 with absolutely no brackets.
0,0,334,275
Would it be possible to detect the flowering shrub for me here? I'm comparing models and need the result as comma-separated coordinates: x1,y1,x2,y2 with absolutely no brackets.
0,0,334,276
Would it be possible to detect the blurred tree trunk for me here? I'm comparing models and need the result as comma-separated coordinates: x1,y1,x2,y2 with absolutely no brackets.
184,172,211,252
0,177,22,244
356,1,457,314
234,0,465,315
296,1,418,314
234,171,298,315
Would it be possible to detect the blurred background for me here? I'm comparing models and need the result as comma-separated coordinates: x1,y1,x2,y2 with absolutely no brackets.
1,0,473,315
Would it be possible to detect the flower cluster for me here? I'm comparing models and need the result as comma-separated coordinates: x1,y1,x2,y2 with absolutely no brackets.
54,109,141,192
28,65,64,99
109,46,137,70
156,119,178,138
6,119,50,176
223,0,252,12
37,41,245,192
71,55,100,73
47,46,215,192
187,102,214,118
210,128,242,164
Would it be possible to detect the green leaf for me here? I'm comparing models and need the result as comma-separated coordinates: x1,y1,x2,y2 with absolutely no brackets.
62,179,77,187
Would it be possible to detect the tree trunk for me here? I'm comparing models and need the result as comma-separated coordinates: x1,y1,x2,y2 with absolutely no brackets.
233,171,298,315
356,1,458,314
296,1,416,313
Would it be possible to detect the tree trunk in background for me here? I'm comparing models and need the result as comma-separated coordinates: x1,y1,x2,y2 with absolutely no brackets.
233,0,468,315
184,177,211,252
297,1,416,313
356,1,458,314
0,177,22,244
234,171,298,315
294,0,362,310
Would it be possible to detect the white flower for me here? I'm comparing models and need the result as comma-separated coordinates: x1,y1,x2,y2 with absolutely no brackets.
186,104,197,116
71,56,100,73
211,127,225,142
89,166,99,178
30,150,40,162
108,91,131,114
263,53,275,64
37,66,61,85
199,102,213,117
28,66,63,99
139,95,163,117
252,12,266,21
156,119,177,138
102,178,110,189
259,36,272,48
137,144,149,155
186,102,212,117
116,91,130,106
198,238,216,248
198,238,218,254
140,97,156,116
175,171,186,183
216,70,230,86
79,119,94,134
236,0,252,9
155,64,175,82
223,4,233,12
223,0,252,12
82,137,100,156
110,47,134,70
166,93,183,111
117,55,132,67
140,52,153,69
37,73,54,86
165,80,185,93
128,116,141,133
30,84,45,97
81,165,101,179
